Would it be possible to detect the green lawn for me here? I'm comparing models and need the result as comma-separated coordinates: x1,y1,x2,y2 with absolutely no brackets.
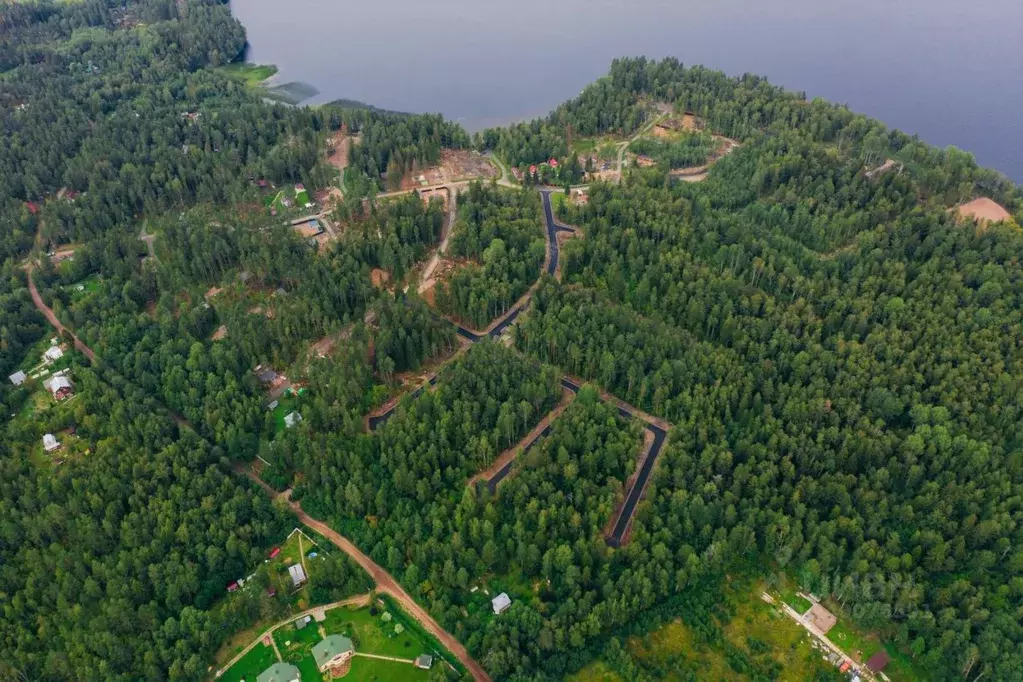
348,656,429,682
273,622,325,681
774,578,812,615
571,136,621,161
218,642,277,682
294,655,323,681
271,396,301,434
322,605,428,659
219,62,278,86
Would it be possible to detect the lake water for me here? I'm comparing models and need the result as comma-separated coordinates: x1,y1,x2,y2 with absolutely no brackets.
231,0,1022,181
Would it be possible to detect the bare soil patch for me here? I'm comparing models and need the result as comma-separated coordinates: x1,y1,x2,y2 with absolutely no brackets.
956,197,1011,225
326,131,354,173
403,149,498,189
211,325,228,341
370,268,391,288
651,124,673,139
50,248,76,264
295,221,324,239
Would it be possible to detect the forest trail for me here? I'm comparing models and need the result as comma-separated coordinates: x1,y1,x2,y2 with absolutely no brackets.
238,466,491,682
215,593,372,677
25,264,99,365
486,152,515,187
353,652,416,664
616,114,667,181
418,186,458,294
138,226,157,260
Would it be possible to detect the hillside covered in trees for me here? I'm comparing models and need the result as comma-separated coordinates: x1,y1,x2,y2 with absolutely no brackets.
1,1,1021,681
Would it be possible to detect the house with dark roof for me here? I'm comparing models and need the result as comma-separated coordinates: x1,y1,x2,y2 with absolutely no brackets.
415,654,433,669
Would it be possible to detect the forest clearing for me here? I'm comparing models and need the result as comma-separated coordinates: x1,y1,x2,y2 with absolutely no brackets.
955,196,1012,224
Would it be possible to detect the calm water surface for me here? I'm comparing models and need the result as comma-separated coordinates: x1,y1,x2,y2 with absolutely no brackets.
232,0,1022,181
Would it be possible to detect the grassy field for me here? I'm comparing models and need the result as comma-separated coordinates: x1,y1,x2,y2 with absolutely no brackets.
216,642,276,682
566,660,624,682
348,656,430,682
68,273,101,296
322,604,427,658
219,62,278,86
571,583,838,682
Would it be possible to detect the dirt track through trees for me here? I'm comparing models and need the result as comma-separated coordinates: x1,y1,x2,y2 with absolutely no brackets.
26,265,99,364
239,467,491,682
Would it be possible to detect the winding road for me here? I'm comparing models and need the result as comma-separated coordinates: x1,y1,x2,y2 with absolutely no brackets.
25,265,99,365
418,187,458,294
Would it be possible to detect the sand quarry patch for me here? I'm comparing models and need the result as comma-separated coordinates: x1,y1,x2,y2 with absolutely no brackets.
401,149,497,190
326,131,356,173
956,197,1011,225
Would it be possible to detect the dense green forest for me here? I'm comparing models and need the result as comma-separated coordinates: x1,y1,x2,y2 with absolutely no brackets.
435,183,546,329
2,0,1022,679
0,367,294,679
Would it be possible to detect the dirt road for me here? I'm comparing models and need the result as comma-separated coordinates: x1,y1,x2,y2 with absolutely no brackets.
26,265,194,430
25,265,99,365
239,467,491,682
418,187,458,294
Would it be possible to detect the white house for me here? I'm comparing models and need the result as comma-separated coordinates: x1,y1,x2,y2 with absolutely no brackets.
44,346,64,363
492,592,512,615
288,563,307,587
43,434,60,452
9,370,26,386
284,411,303,428
45,375,74,400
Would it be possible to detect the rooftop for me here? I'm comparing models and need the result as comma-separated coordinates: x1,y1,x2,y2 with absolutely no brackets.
312,634,355,669
288,563,307,586
256,662,300,682
492,592,512,615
